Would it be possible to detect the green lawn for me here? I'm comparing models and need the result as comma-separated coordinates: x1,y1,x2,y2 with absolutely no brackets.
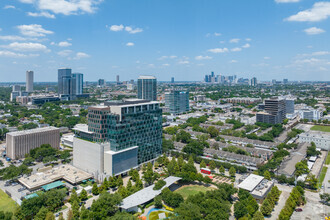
311,125,330,132
319,166,328,188
0,189,18,213
175,185,212,199
325,153,330,165
149,210,171,220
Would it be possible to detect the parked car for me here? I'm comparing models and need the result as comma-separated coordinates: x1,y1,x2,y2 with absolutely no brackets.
295,208,303,212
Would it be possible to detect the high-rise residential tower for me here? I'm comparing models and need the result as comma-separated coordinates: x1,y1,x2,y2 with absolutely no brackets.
171,77,174,83
250,77,257,86
72,73,83,95
116,75,120,85
58,68,72,96
98,79,105,87
26,71,34,92
165,90,189,114
58,68,83,100
137,75,157,101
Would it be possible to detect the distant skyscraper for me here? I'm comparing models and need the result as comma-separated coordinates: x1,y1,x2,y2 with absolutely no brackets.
272,79,276,85
283,79,288,84
137,76,157,101
26,71,34,92
58,68,72,96
250,77,257,86
171,77,174,83
12,85,21,92
58,68,83,100
116,75,120,85
72,73,83,95
98,79,105,87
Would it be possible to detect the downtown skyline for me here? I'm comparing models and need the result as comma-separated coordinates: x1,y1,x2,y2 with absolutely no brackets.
0,0,329,82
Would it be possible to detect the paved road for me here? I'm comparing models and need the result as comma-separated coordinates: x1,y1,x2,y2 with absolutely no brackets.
269,184,292,220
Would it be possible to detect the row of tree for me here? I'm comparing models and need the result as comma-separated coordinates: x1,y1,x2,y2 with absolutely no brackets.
278,186,305,220
260,186,281,216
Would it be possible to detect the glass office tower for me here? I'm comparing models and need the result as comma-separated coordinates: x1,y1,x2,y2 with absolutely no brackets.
137,76,157,101
165,90,190,114
58,68,72,95
86,99,162,164
72,73,83,95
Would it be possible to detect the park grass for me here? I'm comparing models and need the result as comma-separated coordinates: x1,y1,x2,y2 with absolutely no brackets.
175,185,212,199
311,125,330,133
318,166,328,188
148,210,171,220
0,189,18,213
325,153,330,165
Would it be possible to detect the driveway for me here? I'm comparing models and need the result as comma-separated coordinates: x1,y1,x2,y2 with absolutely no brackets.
269,184,292,220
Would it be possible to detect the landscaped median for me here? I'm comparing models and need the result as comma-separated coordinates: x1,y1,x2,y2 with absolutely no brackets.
319,166,328,188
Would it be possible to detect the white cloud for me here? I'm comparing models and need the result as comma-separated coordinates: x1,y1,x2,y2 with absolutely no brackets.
286,2,330,22
245,38,252,41
162,63,170,66
275,0,300,3
294,58,320,64
230,60,238,63
298,51,330,57
57,50,72,56
158,55,177,60
109,25,143,34
17,24,53,37
208,48,229,53
231,47,242,52
229,38,240,43
3,42,49,52
19,0,35,3
0,35,29,41
195,55,212,60
4,5,16,9
126,42,134,46
242,43,251,48
125,26,143,34
27,11,55,19
20,0,103,15
0,50,27,58
178,60,189,64
264,57,271,60
304,27,325,35
109,24,124,32
74,52,90,59
58,41,72,47
214,32,221,36
312,51,330,56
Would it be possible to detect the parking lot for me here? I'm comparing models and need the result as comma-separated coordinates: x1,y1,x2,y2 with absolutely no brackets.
291,190,328,220
0,180,29,205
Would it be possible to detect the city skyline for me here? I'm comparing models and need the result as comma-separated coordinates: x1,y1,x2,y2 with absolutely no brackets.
0,0,329,82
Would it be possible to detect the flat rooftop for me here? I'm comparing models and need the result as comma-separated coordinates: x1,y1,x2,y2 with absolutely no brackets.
104,99,157,107
120,176,181,210
7,126,59,136
238,174,264,192
251,179,274,198
18,164,93,190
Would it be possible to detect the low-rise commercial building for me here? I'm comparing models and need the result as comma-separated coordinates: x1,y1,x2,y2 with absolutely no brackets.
238,174,274,202
6,126,60,159
299,131,330,150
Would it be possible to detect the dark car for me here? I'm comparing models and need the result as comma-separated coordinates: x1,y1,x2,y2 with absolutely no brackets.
295,208,303,212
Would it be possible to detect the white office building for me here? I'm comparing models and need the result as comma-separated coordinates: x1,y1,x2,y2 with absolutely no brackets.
299,131,330,151
26,71,34,92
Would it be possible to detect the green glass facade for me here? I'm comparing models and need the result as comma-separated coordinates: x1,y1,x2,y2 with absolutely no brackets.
84,101,162,164
165,90,189,114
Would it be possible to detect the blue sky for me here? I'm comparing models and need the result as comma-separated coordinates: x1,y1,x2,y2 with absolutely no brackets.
0,0,329,82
